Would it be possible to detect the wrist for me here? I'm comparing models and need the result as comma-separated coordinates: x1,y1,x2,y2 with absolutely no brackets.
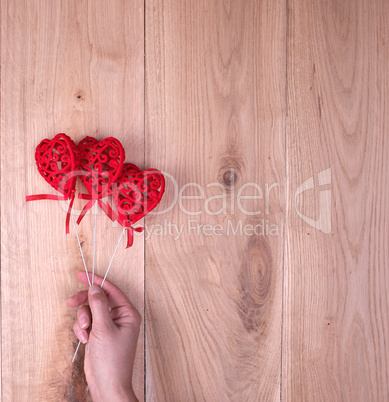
90,384,137,402
113,387,138,402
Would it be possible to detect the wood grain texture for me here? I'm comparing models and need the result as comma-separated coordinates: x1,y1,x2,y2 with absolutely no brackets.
1,0,144,400
2,0,389,400
284,0,389,400
145,0,286,400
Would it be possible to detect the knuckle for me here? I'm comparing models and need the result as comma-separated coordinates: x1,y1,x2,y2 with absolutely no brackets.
78,306,90,318
127,305,142,326
77,308,85,318
90,293,105,308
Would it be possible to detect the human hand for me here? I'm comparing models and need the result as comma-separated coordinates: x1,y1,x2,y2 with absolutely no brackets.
67,271,141,402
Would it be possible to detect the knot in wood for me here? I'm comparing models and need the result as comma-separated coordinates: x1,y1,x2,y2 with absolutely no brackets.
223,169,237,187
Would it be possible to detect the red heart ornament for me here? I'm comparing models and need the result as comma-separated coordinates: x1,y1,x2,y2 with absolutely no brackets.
113,169,165,247
117,162,141,182
92,162,142,223
77,136,125,224
26,133,79,234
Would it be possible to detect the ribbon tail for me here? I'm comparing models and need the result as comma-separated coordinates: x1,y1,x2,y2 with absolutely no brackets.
26,193,74,234
65,194,76,234
126,229,134,249
26,194,67,202
77,200,95,225
105,200,118,221
98,199,117,222
78,193,92,200
125,226,144,249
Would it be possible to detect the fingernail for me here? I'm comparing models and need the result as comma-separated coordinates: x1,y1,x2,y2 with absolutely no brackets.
79,330,88,344
66,296,73,303
80,316,88,329
89,285,101,295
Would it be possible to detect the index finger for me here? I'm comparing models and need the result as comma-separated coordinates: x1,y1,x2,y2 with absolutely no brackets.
76,271,136,310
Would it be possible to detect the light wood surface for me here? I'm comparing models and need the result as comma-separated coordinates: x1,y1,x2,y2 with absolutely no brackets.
284,0,389,400
1,0,144,400
145,0,285,400
1,0,388,401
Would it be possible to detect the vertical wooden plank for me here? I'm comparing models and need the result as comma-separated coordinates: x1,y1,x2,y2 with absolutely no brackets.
146,0,286,400
285,0,389,400
1,0,144,400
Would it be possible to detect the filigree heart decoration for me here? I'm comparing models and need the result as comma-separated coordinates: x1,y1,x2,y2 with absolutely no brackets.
117,162,141,183
77,136,125,223
26,133,79,233
35,133,79,197
113,169,165,247
78,136,125,198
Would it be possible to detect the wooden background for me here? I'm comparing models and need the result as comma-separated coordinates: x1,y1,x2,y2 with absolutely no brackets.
1,0,388,401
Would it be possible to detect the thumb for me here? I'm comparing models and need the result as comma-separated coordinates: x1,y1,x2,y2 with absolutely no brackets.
88,285,113,331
